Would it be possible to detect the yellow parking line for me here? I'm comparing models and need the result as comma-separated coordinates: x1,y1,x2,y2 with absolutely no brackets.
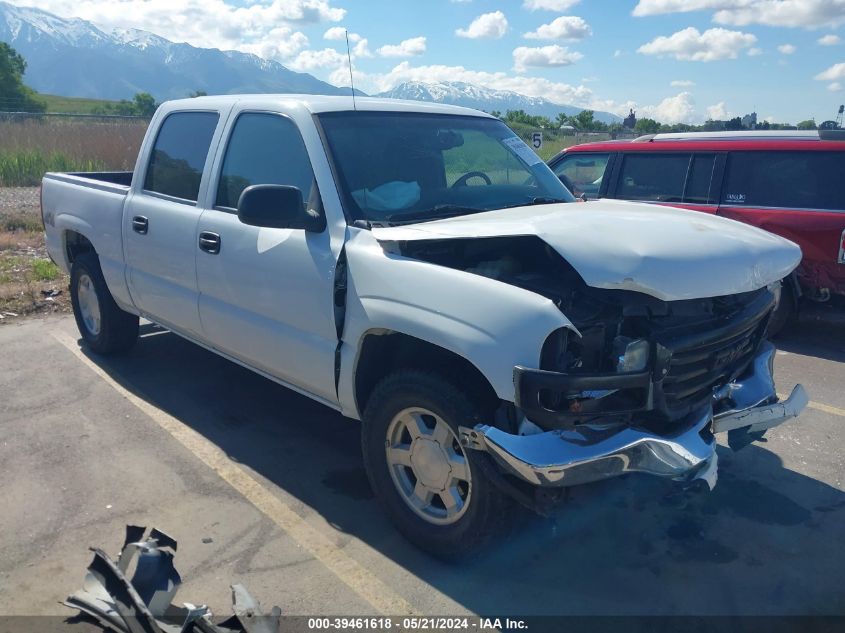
778,392,845,418
52,330,419,616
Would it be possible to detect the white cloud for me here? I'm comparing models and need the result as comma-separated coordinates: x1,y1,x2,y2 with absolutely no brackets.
816,62,845,80
829,81,843,90
778,43,797,54
671,79,695,86
352,38,373,58
706,101,730,119
324,27,359,42
524,16,592,40
747,47,763,56
614,49,624,57
16,0,345,62
513,45,583,71
638,27,757,62
288,47,347,71
819,34,842,45
523,0,580,10
632,0,845,29
377,36,427,57
456,11,509,39
638,92,696,123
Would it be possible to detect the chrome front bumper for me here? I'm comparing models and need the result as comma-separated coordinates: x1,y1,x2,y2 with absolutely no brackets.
459,343,808,491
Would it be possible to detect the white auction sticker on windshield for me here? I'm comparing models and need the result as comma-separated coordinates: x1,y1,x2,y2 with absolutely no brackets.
502,136,542,166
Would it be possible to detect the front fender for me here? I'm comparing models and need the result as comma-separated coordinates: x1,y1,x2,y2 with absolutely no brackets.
337,229,574,417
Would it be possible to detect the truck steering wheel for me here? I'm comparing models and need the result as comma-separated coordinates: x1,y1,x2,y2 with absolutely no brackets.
452,171,493,187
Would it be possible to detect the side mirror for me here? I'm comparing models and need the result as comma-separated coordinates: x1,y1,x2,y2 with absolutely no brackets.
237,185,325,232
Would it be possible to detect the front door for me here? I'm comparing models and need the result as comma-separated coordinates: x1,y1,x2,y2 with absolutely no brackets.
195,112,339,402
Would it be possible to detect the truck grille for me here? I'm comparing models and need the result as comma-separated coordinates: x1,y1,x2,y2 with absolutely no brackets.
657,291,773,415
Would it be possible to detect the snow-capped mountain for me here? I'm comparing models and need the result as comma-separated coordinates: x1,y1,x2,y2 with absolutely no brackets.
0,1,354,100
377,81,621,124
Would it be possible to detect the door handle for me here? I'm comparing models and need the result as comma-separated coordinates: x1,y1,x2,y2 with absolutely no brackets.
198,231,221,254
132,216,148,234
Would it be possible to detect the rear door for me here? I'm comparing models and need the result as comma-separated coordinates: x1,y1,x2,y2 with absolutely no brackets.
195,111,339,402
124,109,227,336
717,150,845,294
609,151,722,214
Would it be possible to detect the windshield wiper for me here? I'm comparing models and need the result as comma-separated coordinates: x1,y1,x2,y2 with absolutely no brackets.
498,197,570,211
385,204,487,224
530,197,569,204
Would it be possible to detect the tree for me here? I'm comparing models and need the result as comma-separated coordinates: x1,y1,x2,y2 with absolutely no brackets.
725,117,744,131
94,91,159,117
572,109,596,130
0,42,45,112
634,117,660,135
796,119,817,130
132,92,158,116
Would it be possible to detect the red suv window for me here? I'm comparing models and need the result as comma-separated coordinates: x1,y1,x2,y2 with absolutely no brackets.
723,151,845,211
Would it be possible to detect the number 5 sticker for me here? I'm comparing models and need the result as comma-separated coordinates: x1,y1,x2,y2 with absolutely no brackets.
532,132,543,149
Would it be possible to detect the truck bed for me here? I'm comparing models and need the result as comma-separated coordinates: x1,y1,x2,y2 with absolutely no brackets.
45,171,133,194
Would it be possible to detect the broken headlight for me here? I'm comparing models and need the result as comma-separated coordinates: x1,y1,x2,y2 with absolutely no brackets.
613,337,650,373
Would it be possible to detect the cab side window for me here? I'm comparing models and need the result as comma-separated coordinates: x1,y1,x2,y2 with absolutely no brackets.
144,111,219,202
553,153,610,199
216,113,317,211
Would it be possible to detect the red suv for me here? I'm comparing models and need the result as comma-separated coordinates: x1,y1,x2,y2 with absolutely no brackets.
548,131,845,331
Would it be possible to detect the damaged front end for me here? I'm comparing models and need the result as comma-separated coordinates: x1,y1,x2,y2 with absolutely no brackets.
64,526,280,633
389,235,807,494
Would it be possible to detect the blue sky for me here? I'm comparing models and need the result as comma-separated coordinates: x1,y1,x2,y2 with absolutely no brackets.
17,0,845,123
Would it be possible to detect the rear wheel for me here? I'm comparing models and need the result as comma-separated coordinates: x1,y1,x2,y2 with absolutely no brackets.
70,252,139,355
361,370,512,560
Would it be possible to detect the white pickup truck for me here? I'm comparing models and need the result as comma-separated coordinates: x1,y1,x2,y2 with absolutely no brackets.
42,95,808,558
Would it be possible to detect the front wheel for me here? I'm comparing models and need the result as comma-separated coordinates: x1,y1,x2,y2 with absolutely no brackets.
767,284,797,338
361,370,512,559
70,252,139,355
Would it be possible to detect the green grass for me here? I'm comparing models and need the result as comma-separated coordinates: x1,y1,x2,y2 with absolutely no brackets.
1,214,43,232
0,150,105,187
38,94,121,114
30,258,59,281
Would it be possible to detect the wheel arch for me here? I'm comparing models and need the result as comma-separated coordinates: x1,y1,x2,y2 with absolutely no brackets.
353,329,500,418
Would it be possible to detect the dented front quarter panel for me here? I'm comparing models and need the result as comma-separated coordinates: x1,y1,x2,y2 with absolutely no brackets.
371,199,803,301
337,229,574,416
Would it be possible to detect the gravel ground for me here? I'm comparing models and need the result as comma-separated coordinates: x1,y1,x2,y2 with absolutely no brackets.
0,187,40,218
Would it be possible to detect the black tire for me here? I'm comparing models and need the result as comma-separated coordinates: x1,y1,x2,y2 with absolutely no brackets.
361,370,512,560
767,285,797,338
70,252,139,355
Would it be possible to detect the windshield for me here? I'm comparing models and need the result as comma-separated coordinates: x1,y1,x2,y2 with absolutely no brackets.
318,111,575,224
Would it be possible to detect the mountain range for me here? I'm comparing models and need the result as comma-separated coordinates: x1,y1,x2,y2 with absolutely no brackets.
0,1,351,100
0,1,619,122
375,81,621,124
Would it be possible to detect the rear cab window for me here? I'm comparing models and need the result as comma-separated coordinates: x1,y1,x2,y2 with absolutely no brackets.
722,151,845,211
143,111,220,203
552,152,611,199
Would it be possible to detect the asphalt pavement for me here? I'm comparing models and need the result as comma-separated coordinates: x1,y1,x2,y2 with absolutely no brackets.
0,314,843,621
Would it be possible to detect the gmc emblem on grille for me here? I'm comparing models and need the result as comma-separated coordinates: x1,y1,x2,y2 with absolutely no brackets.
713,340,752,367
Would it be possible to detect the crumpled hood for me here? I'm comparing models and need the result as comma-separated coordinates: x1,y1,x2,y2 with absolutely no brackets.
371,199,802,301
